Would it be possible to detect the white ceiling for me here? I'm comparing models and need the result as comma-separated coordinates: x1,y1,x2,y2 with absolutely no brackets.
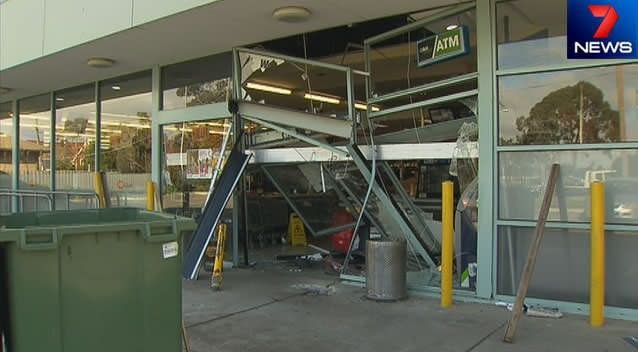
0,0,462,103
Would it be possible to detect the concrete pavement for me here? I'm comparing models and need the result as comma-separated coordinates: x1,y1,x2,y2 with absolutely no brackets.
183,264,637,352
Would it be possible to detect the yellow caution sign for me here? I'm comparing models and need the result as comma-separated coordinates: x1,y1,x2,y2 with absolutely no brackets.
288,213,307,247
211,224,227,290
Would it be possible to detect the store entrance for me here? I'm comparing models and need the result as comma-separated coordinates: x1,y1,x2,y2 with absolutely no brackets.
167,3,480,294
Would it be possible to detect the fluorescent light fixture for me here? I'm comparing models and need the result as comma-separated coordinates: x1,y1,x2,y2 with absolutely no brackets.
19,123,50,129
446,24,459,30
164,127,193,132
354,102,381,112
85,127,122,134
111,85,121,91
57,131,88,137
303,93,340,105
246,82,292,95
96,112,151,120
99,120,151,129
207,122,231,127
56,97,65,102
20,115,50,121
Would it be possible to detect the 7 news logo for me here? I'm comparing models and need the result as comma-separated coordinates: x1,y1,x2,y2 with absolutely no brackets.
568,0,638,59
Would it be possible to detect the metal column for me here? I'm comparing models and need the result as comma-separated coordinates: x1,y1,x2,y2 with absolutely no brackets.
94,82,101,173
50,92,57,192
11,100,19,212
476,0,496,299
232,49,244,266
151,65,162,187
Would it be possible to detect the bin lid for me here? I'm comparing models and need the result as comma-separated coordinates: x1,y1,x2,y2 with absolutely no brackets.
0,208,196,245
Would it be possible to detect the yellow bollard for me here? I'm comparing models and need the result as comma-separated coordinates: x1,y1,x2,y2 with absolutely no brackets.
94,172,107,209
146,181,155,211
590,181,605,327
441,181,454,308
211,224,228,290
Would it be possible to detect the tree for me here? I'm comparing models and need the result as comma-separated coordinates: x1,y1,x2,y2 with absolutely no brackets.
513,81,619,145
112,126,151,173
64,118,88,133
176,79,229,107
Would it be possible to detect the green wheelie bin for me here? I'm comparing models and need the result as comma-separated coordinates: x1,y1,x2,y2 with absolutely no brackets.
0,208,196,352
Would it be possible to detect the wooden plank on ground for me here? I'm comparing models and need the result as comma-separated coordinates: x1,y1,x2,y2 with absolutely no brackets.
503,163,560,343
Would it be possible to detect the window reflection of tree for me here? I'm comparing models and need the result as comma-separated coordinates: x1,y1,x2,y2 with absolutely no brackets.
95,115,152,174
504,81,619,145
57,118,90,171
176,79,229,107
164,126,225,193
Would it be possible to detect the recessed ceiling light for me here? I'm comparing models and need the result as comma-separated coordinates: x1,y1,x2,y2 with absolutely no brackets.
111,85,121,91
87,57,115,68
272,6,311,23
446,24,459,31
56,97,65,102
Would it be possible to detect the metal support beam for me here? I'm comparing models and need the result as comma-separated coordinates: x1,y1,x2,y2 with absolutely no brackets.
232,50,243,266
373,117,476,144
155,103,229,125
261,165,318,238
250,146,350,164
379,162,440,253
368,72,479,104
243,116,349,158
368,90,478,120
236,101,352,139
249,142,478,164
347,145,436,268
345,69,357,144
236,47,353,73
323,168,388,239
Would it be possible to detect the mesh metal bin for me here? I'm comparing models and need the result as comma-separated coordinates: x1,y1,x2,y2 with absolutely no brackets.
366,238,407,301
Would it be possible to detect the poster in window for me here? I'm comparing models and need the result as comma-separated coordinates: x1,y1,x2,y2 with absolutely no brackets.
186,149,214,179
